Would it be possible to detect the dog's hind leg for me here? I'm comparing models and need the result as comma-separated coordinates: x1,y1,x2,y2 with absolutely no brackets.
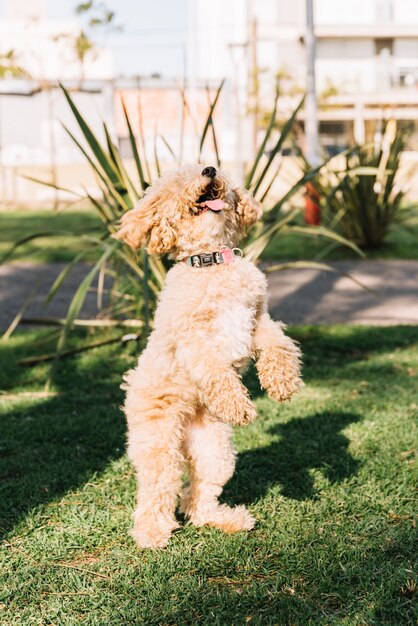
180,414,255,533
125,390,190,548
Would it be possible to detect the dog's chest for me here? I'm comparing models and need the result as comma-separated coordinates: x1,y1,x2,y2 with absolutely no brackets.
214,303,255,362
158,260,267,362
205,263,266,362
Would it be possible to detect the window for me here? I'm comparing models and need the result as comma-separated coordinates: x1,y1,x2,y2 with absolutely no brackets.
375,38,394,56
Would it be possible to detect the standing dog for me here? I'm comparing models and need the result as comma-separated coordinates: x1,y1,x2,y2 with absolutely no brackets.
116,165,303,548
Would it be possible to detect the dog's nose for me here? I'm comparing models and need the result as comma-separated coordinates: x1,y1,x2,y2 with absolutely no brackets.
201,166,217,178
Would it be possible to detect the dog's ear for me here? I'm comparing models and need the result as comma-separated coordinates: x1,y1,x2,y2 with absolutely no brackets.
146,215,177,255
114,188,177,254
234,188,263,226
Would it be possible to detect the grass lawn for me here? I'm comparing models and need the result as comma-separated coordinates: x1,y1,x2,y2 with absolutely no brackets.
0,209,102,264
0,325,417,625
2,207,418,263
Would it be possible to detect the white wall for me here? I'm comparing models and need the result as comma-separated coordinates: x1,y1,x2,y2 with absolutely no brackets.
317,39,376,93
315,0,376,25
394,39,418,62
188,0,247,82
0,88,113,167
394,0,418,23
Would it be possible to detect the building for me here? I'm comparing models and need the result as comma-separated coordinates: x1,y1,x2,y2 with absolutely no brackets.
189,0,418,152
2,0,418,205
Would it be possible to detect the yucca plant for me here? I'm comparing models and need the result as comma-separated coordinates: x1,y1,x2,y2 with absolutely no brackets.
241,96,362,266
305,120,417,249
3,83,363,357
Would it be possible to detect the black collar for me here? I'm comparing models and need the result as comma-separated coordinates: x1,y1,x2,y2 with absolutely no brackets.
184,248,242,268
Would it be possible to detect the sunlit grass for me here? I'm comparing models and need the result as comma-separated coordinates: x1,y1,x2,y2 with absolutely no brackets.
0,208,102,263
0,325,416,624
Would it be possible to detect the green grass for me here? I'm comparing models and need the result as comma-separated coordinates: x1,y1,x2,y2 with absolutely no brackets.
0,208,102,263
2,208,418,264
263,218,418,261
0,326,417,625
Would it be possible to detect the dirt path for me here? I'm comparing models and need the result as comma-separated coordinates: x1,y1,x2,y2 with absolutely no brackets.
1,260,417,331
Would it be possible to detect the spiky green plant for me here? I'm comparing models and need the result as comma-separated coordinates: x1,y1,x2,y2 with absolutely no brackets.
2,84,362,355
305,121,417,249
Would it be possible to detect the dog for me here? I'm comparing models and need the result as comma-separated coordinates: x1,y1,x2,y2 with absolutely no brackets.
115,164,303,548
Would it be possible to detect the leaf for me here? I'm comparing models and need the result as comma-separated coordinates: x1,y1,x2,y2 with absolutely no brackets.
22,175,84,198
57,243,117,352
198,80,224,162
60,85,129,201
245,90,279,189
265,163,324,224
20,317,144,328
154,131,161,177
45,248,92,305
344,166,392,177
62,123,130,211
147,255,167,288
259,161,283,203
289,225,365,257
115,248,160,297
160,135,177,161
97,260,106,310
135,88,152,183
243,208,300,263
83,188,114,223
120,96,148,191
252,96,305,196
19,334,126,367
205,85,221,167
2,282,40,340
0,231,81,264
103,122,139,203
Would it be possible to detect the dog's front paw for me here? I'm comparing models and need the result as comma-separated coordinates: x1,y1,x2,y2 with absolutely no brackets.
207,391,257,426
266,372,304,402
257,347,303,402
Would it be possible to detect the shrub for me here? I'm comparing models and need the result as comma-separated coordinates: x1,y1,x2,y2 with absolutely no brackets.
308,121,417,249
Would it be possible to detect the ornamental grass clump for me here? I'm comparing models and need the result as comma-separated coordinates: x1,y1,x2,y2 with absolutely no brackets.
310,121,417,249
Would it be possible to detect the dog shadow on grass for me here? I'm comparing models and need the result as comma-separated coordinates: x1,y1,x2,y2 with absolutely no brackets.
223,410,361,504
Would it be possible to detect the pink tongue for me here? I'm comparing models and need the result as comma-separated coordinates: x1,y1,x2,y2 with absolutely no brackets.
204,199,225,211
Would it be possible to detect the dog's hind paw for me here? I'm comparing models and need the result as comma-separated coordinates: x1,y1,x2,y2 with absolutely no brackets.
189,504,256,533
131,525,177,549
130,512,179,549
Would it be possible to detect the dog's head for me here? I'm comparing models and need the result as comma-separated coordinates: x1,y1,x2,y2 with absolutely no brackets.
114,164,262,258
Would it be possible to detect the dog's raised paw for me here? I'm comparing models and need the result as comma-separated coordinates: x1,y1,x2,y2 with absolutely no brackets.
234,397,258,426
267,373,305,402
207,392,257,426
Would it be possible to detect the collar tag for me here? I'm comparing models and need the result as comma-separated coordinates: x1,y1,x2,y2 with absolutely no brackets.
185,248,242,268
